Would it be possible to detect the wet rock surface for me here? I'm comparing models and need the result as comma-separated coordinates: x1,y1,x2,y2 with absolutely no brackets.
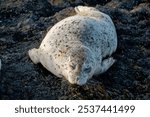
0,0,150,99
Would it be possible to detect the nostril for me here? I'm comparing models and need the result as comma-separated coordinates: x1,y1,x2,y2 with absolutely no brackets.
76,76,80,81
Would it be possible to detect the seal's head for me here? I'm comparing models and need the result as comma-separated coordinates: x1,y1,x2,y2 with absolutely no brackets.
64,45,96,85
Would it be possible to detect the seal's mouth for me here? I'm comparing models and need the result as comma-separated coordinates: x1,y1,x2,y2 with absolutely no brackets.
67,76,87,86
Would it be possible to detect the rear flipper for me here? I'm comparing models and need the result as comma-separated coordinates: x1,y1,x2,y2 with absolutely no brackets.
75,6,99,16
28,48,40,64
94,57,115,75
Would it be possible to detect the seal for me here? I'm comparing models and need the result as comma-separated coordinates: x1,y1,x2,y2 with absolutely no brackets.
28,6,117,85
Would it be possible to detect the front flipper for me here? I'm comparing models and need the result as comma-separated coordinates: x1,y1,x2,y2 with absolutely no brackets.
94,57,115,75
28,48,40,64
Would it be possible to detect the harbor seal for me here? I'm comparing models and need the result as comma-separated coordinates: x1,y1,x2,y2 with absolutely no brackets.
28,6,117,85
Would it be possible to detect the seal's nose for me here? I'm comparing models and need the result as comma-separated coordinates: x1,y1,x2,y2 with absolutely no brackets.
76,76,84,85
75,76,81,85
76,76,80,82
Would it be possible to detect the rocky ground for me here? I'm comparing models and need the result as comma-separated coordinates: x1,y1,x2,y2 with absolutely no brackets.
0,0,150,99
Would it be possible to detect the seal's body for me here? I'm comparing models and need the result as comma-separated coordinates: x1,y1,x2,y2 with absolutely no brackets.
28,6,117,85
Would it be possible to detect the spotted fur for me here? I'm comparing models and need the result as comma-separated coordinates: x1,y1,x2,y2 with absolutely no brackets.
28,6,117,85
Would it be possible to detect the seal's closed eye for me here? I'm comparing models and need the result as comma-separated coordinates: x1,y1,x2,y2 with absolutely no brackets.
69,64,76,70
84,67,91,73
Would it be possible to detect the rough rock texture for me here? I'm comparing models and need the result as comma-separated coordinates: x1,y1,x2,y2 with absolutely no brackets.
0,0,150,99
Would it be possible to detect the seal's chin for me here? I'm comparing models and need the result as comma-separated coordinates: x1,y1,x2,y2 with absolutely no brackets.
68,76,88,86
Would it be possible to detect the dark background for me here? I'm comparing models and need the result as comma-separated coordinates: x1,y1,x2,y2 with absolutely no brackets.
0,0,150,99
